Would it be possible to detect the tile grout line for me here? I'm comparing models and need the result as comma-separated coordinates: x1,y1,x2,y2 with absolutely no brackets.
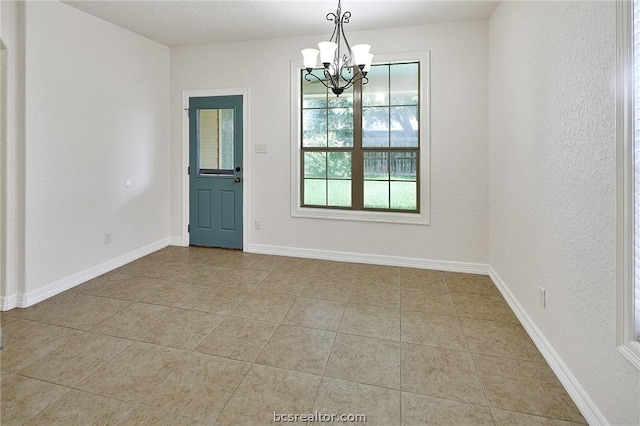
399,272,403,426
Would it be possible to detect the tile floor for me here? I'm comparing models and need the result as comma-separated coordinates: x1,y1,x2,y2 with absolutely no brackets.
0,246,587,425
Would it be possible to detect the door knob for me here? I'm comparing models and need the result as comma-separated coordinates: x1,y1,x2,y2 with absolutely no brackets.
234,177,241,183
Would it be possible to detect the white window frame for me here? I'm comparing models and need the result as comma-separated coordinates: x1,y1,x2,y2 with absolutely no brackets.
616,0,640,370
290,51,431,225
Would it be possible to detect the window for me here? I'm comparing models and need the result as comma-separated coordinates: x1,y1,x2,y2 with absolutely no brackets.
616,0,640,370
291,53,430,224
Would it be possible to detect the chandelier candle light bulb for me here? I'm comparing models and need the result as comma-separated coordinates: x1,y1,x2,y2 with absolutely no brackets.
300,0,373,96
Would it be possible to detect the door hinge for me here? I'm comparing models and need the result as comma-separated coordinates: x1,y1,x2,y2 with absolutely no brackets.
184,107,190,117
188,224,190,233
188,166,190,175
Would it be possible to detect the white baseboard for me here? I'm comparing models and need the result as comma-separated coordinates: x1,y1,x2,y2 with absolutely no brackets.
1,238,170,311
170,236,186,246
488,266,607,426
246,243,489,275
0,294,17,311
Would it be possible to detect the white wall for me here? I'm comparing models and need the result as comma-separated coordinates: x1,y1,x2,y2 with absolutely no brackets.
0,1,171,306
489,1,640,424
170,20,490,267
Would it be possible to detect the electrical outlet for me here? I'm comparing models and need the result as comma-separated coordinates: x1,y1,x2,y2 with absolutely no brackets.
538,287,546,308
254,220,261,230
255,144,268,154
104,233,112,245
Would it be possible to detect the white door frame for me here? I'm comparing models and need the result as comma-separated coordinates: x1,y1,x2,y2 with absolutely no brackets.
181,88,250,249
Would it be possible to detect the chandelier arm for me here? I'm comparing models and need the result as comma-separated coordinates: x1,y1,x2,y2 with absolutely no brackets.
338,68,367,92
303,71,333,92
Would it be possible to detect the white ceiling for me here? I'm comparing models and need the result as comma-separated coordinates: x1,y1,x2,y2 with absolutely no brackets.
63,0,500,47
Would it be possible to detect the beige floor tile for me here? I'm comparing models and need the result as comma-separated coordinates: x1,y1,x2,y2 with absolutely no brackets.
354,274,398,287
182,285,249,314
77,342,181,400
119,406,205,425
301,276,354,302
445,272,501,296
222,253,282,271
273,257,321,274
256,325,335,375
401,287,456,315
145,261,201,281
474,354,586,423
19,332,132,387
196,316,277,362
452,292,519,323
398,268,448,291
148,246,215,264
1,318,83,372
71,272,133,295
115,258,165,277
325,333,400,389
72,275,164,302
223,269,270,290
460,317,544,362
357,264,403,281
254,272,311,295
401,311,467,351
78,342,250,423
138,281,208,308
491,408,587,425
314,261,360,279
176,263,231,286
339,303,400,340
401,392,493,426
349,280,400,309
313,377,400,426
142,309,224,350
0,371,70,426
24,389,134,426
283,297,346,331
9,292,131,330
231,292,296,322
401,343,486,405
91,303,175,339
216,364,322,426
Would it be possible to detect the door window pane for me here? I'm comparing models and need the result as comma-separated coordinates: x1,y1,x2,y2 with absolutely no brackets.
199,108,234,174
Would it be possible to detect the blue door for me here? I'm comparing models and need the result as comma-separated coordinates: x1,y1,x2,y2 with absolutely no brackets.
189,95,243,249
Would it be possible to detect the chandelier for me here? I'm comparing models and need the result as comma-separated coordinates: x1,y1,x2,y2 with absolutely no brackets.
300,0,374,96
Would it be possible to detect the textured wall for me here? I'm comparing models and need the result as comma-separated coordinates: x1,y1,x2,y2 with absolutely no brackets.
170,20,490,264
489,1,640,424
21,1,170,294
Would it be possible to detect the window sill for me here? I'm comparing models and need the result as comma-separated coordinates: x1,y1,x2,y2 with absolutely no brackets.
618,340,640,371
291,205,430,225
